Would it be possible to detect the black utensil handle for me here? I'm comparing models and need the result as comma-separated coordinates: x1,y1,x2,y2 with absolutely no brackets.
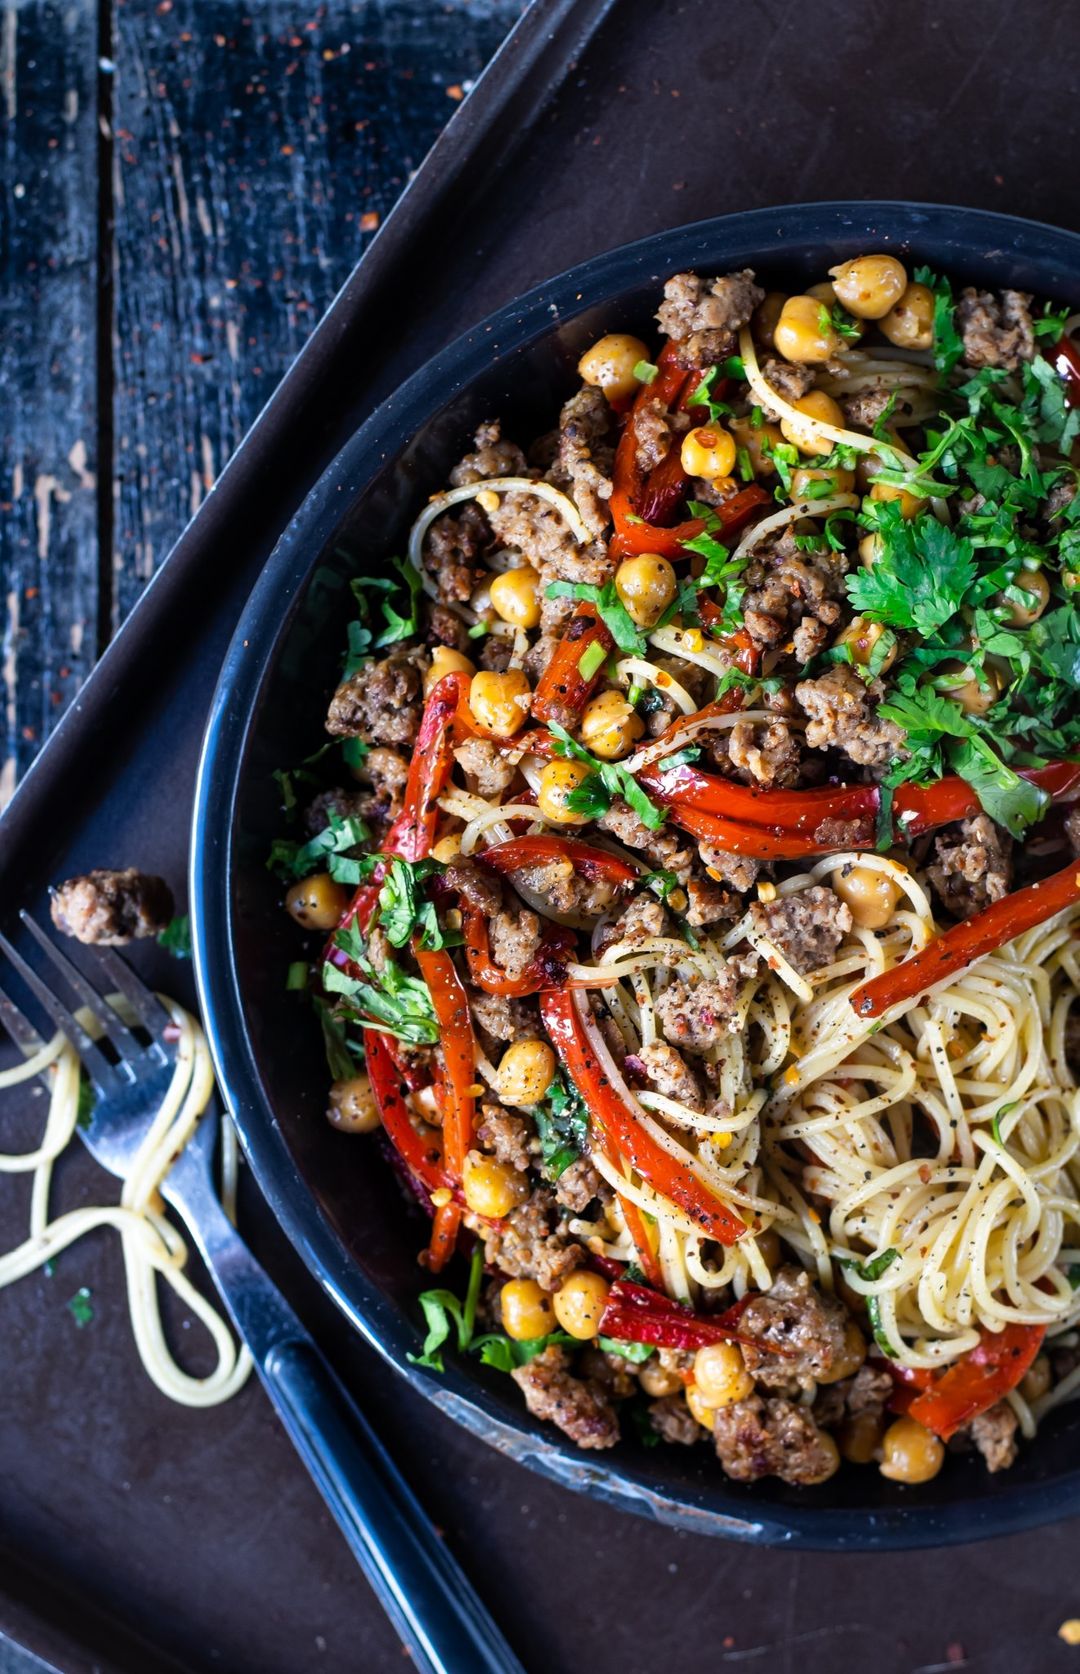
173,1174,525,1674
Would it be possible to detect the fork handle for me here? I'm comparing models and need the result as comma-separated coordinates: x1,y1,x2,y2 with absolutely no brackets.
171,1175,524,1674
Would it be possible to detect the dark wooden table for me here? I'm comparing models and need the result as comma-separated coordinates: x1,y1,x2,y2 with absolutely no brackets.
0,0,522,801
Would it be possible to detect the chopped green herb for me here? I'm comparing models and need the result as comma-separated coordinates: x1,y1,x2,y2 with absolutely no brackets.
313,997,360,1082
156,915,192,959
875,783,895,852
535,1074,589,1178
578,639,607,681
324,932,439,1045
76,1074,96,1131
408,1244,485,1371
285,961,309,992
545,579,646,655
548,723,666,830
634,359,658,385
846,506,976,637
66,1287,94,1328
598,1336,655,1363
268,812,370,882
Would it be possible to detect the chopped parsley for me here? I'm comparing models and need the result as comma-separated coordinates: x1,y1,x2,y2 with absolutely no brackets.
313,996,362,1081
634,359,658,385
375,856,458,952
268,811,370,882
846,507,976,637
157,914,192,959
409,1246,574,1372
548,723,666,830
545,579,645,655
66,1287,94,1328
323,927,439,1045
535,1074,589,1178
913,264,965,376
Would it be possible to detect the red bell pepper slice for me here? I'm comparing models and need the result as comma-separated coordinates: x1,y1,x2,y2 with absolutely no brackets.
665,801,834,859
597,1278,769,1353
393,669,473,862
695,604,763,677
366,1032,452,1195
611,484,769,562
850,857,1080,1019
477,835,639,888
531,603,614,725
460,900,577,997
413,945,477,1179
906,1324,1046,1441
1055,334,1080,407
539,988,745,1245
421,1199,463,1274
617,1196,666,1292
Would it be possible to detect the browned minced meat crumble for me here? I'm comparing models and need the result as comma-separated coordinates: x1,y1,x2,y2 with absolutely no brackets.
51,869,174,945
278,259,1080,1488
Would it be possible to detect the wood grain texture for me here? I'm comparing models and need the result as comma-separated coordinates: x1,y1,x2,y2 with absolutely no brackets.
0,0,100,800
110,0,522,627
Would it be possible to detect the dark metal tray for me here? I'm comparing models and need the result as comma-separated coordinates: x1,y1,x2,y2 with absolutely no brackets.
5,0,1080,1669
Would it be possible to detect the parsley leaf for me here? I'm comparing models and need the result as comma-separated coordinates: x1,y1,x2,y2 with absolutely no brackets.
268,812,371,882
945,736,1049,838
548,724,666,830
914,265,965,376
376,556,424,648
535,1075,590,1178
408,1244,484,1371
323,936,440,1045
157,915,192,959
545,579,646,655
376,856,456,951
312,996,361,1081
846,509,975,635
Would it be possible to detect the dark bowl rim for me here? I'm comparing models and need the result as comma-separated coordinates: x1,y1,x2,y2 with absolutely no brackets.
191,199,1080,1550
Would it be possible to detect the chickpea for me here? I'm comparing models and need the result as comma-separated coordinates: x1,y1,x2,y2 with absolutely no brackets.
285,872,350,931
859,532,883,569
553,1270,611,1340
817,1319,867,1384
835,863,904,931
463,1151,529,1219
806,281,865,339
833,615,898,674
802,1430,841,1486
730,415,783,477
615,553,677,628
774,294,842,365
537,759,592,826
753,290,787,350
880,282,935,351
680,424,737,482
829,254,908,321
1020,1353,1052,1402
500,1277,556,1341
579,688,644,761
692,1342,755,1409
496,1038,557,1106
468,668,531,738
577,332,653,404
879,1415,945,1484
432,833,463,864
934,660,1003,717
424,645,475,697
639,1358,683,1398
326,1075,380,1134
869,479,922,520
791,465,856,500
996,567,1050,626
780,389,845,455
685,1383,718,1431
839,1410,884,1465
490,565,541,630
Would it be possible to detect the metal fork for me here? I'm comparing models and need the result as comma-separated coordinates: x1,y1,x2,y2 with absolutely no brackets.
0,912,525,1674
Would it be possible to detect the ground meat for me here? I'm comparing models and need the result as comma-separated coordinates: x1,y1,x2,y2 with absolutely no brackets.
443,856,502,916
448,419,527,485
957,288,1036,371
424,501,489,605
656,269,763,365
841,388,898,429
302,786,370,839
478,634,514,673
578,1346,637,1399
633,398,682,474
511,1345,620,1449
966,1401,1019,1473
426,601,470,651
713,1394,837,1485
50,869,174,946
515,860,614,919
649,1393,702,1445
349,746,409,833
792,617,831,664
750,886,852,974
638,1040,704,1107
754,356,816,420
654,970,739,1051
596,803,697,882
741,527,845,652
488,908,542,982
739,1266,851,1389
595,892,668,953
685,875,742,928
554,1157,603,1212
726,716,802,789
468,990,540,1046
795,663,906,771
845,1361,895,1416
548,385,615,537
325,649,424,745
485,1185,585,1290
813,816,870,849
695,841,762,895
487,491,607,585
452,736,516,800
927,814,1013,922
475,1104,533,1172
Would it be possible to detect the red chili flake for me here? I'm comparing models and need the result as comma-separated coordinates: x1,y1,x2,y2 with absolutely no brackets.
445,83,464,100
360,211,380,232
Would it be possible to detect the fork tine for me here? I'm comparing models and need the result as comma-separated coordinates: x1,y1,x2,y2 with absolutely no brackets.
0,981,47,1058
0,931,121,1093
90,945,175,1038
19,912,145,1061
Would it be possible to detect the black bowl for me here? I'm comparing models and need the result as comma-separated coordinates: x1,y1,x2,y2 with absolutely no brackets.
191,201,1080,1548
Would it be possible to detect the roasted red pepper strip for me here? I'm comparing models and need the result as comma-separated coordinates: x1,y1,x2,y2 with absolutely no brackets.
695,605,763,677
540,988,745,1245
906,1324,1047,1441
598,1279,769,1353
666,802,833,859
422,1199,463,1274
413,945,477,1178
611,484,769,561
460,900,576,997
394,669,473,861
1055,333,1080,406
851,857,1080,1019
366,1032,451,1195
477,835,639,887
617,1196,666,1292
531,603,614,725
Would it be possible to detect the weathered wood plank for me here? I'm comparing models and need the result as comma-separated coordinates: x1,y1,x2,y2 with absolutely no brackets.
110,0,520,630
0,0,100,799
